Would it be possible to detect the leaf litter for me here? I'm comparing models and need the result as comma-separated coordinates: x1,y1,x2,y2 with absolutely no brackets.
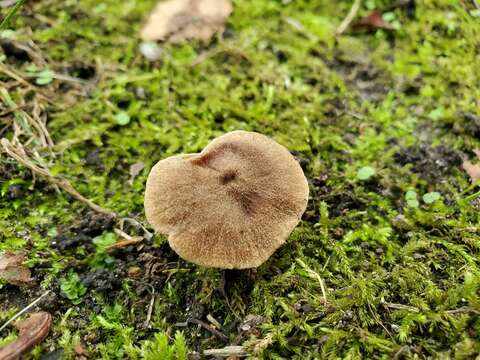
351,10,395,32
462,150,480,183
0,312,52,359
0,251,33,286
141,0,233,42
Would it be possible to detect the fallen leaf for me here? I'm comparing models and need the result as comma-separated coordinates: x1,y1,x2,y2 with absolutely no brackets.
462,161,480,183
0,0,17,8
351,10,395,32
0,251,33,286
461,149,480,183
129,161,145,185
129,161,145,179
141,0,233,43
0,312,52,360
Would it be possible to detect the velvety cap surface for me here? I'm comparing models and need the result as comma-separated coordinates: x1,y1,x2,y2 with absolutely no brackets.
144,131,309,269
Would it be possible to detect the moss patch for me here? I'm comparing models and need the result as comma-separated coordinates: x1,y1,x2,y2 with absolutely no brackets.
0,0,479,358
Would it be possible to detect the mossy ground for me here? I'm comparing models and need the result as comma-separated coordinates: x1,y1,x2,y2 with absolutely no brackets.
1,0,480,358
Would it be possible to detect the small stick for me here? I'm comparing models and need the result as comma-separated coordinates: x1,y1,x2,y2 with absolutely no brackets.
296,259,328,304
190,48,220,67
393,345,410,360
0,64,53,105
203,346,247,357
318,275,327,304
120,217,153,240
0,290,51,334
206,314,222,329
105,238,142,251
383,302,420,312
2,139,154,245
113,227,134,241
1,138,117,218
145,290,155,329
336,0,362,35
0,105,23,117
446,306,480,315
188,318,229,342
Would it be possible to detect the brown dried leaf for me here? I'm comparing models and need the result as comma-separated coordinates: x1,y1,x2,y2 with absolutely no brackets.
462,161,480,183
351,10,395,32
461,149,480,183
129,161,145,185
141,0,233,43
0,312,52,360
0,0,17,8
0,252,33,286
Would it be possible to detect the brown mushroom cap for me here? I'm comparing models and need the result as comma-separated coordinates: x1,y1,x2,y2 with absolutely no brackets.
144,131,309,269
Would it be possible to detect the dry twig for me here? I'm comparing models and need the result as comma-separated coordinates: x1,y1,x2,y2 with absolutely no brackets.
188,318,229,342
336,0,362,35
0,64,53,104
0,290,51,334
296,259,328,304
383,302,420,312
106,228,143,251
203,346,247,358
145,289,155,329
1,138,117,217
446,306,480,315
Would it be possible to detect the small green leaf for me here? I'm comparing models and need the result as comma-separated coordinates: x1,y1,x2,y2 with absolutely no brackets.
382,12,396,22
0,30,15,39
428,108,443,121
423,191,441,204
60,271,86,305
406,199,419,208
470,9,480,17
36,77,52,85
405,190,419,208
357,166,375,180
35,70,55,85
115,111,130,125
25,63,38,72
92,232,116,249
405,190,417,200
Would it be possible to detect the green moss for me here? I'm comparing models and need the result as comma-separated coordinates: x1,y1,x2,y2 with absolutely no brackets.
0,0,479,358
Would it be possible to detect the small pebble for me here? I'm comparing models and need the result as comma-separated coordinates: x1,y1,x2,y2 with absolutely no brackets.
139,42,163,61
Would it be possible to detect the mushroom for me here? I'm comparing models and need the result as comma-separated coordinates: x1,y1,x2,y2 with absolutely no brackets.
144,131,309,269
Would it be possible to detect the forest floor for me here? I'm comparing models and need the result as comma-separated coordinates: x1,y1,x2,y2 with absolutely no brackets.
0,0,479,359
